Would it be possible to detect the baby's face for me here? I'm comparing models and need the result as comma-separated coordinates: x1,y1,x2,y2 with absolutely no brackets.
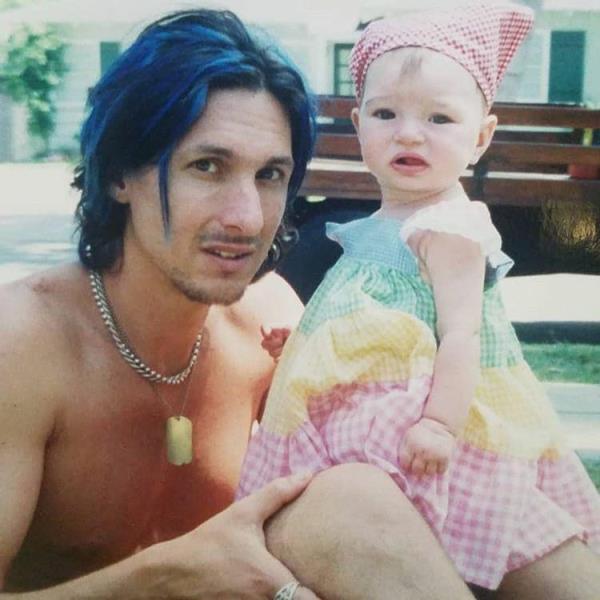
353,47,496,209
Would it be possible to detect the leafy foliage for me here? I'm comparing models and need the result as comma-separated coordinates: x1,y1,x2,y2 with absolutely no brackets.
0,0,31,8
0,24,68,151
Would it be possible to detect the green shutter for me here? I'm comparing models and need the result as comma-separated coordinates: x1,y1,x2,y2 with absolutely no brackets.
100,41,121,75
549,31,585,104
333,43,354,96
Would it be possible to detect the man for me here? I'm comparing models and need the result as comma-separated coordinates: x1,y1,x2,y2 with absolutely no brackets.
0,8,313,596
0,9,476,599
3,8,589,600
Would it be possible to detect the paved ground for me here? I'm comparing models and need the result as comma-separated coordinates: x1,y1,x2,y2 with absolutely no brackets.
544,383,600,452
1,162,599,453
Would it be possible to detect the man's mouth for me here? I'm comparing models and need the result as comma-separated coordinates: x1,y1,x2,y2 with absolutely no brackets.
205,249,250,259
200,239,259,263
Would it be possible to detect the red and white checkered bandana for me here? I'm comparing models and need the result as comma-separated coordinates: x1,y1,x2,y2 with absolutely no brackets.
350,2,534,107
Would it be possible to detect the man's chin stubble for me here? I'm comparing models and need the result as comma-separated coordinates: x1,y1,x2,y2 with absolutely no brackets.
171,272,247,306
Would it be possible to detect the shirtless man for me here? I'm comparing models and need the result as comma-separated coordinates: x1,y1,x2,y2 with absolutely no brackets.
3,8,591,600
0,7,316,595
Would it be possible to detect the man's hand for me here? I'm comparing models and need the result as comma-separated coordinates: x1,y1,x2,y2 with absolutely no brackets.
398,418,455,476
261,325,292,361
142,472,321,599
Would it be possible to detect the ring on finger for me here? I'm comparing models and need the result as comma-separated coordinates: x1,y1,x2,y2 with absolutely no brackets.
273,581,300,600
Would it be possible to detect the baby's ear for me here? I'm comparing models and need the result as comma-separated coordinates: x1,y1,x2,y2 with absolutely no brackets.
471,114,498,165
351,106,361,134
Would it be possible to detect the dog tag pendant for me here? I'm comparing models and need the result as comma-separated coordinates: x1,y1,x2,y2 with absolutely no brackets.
166,416,193,465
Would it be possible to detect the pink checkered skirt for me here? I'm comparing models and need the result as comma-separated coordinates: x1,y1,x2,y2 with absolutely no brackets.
238,379,600,590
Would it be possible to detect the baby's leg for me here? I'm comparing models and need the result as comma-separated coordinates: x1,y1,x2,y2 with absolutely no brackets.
497,538,600,600
266,463,474,600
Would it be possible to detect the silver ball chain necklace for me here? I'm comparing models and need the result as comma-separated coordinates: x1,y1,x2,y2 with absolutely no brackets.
89,269,202,465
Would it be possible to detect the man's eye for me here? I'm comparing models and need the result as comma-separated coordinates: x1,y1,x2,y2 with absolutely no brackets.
192,159,218,173
257,167,285,182
429,114,452,124
373,108,395,120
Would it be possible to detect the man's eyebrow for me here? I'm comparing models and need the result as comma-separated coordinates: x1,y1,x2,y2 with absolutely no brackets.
182,144,233,157
181,145,293,168
267,156,294,169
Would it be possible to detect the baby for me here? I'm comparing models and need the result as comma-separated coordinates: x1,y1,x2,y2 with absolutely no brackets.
240,2,600,593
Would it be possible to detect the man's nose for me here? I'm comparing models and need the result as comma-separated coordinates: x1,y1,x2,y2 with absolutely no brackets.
392,117,425,145
220,177,264,235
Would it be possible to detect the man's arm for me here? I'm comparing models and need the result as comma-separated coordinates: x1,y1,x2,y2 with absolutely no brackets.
0,476,317,600
1,474,317,599
0,303,58,589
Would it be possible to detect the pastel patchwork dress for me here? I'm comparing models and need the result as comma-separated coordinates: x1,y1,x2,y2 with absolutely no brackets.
237,201,600,590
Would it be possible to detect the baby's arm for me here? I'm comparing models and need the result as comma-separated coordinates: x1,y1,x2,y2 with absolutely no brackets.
261,325,293,361
399,230,485,476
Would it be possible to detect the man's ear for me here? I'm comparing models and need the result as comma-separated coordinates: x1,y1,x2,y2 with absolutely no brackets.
470,113,498,165
109,177,129,204
351,106,361,134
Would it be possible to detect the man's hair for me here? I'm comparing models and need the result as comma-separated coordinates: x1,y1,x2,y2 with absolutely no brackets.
74,9,316,273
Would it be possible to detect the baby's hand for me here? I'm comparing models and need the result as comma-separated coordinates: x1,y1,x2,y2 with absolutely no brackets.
260,324,292,361
398,418,455,476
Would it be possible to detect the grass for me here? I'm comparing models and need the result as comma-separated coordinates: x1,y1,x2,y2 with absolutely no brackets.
521,343,600,490
521,343,600,383
578,456,600,492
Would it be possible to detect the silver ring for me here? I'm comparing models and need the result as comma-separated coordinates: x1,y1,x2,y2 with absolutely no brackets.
274,581,300,600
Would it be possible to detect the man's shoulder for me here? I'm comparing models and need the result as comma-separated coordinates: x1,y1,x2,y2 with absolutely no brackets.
0,263,87,362
0,264,90,433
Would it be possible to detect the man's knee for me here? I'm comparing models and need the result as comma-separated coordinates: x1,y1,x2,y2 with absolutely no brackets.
272,464,408,528
265,464,473,600
265,463,426,563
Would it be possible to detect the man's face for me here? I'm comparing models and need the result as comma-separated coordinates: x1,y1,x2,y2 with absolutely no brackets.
115,88,293,306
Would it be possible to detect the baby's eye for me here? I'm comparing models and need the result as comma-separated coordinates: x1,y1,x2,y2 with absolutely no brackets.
191,159,218,173
429,114,452,124
373,108,395,120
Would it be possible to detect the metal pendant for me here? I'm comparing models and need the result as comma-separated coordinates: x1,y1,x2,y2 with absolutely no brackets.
165,416,193,466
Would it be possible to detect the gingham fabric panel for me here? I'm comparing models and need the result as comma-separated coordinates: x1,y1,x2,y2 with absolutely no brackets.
440,443,594,589
262,306,437,436
309,217,524,369
461,362,566,458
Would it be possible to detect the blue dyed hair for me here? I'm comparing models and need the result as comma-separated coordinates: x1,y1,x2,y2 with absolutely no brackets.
74,9,316,272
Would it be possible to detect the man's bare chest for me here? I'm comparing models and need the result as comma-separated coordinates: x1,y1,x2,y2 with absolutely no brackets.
16,361,260,583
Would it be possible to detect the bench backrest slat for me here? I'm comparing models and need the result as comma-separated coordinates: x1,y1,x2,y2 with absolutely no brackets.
297,95,600,276
316,95,600,129
315,135,600,167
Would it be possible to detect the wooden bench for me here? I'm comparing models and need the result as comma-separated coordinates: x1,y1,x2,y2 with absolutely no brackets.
278,95,600,303
300,95,600,207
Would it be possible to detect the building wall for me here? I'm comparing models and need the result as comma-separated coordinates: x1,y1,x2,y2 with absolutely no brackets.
2,3,600,161
49,22,133,156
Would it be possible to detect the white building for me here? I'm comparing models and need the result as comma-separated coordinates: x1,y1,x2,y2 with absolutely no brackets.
1,0,599,160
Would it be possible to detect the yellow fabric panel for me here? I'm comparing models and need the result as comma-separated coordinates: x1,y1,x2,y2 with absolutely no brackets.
461,362,567,459
261,307,437,435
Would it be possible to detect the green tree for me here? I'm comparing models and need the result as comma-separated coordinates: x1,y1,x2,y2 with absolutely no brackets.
0,0,38,11
0,24,68,154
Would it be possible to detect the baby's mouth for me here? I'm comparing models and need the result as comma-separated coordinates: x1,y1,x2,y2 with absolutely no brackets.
394,155,428,167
